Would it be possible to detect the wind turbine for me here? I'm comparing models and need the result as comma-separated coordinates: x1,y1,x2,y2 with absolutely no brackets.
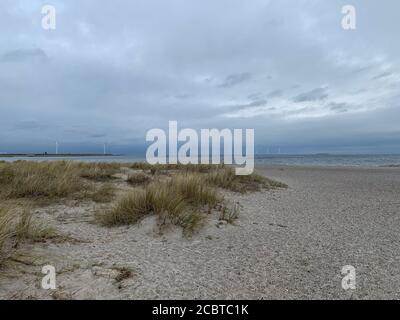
55,141,59,155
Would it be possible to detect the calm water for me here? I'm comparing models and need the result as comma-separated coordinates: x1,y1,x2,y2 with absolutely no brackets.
1,154,400,167
254,154,400,167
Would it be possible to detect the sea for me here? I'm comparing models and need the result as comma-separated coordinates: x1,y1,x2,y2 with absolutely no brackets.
1,154,400,167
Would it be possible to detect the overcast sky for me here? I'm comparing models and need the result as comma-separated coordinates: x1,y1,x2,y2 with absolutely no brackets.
1,0,399,154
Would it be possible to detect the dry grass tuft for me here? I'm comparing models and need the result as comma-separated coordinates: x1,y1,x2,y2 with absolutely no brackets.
127,172,151,186
96,189,153,226
0,161,84,200
98,173,221,235
88,183,116,203
0,205,58,264
170,173,221,207
0,161,125,203
207,167,287,192
97,166,286,234
77,162,121,181
129,163,224,175
15,208,59,243
218,203,240,224
0,206,15,264
169,210,206,236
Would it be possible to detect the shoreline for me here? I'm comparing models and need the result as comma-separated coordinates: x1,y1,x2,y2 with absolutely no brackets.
1,152,400,169
0,154,117,158
255,164,400,170
1,157,400,169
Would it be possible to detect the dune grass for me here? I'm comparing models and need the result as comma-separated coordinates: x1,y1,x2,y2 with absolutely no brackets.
97,167,285,234
77,162,121,181
14,207,59,243
87,183,116,203
0,206,14,264
170,173,221,207
97,173,221,234
218,203,240,224
129,163,224,174
98,164,286,234
0,160,284,200
0,160,286,238
0,203,71,266
127,172,151,186
0,161,84,200
0,161,124,204
0,205,40,264
128,163,286,193
97,189,154,226
206,167,287,192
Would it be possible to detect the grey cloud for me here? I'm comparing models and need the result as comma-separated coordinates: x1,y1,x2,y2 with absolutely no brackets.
90,133,107,138
248,100,267,107
267,90,283,98
328,102,349,113
14,120,48,130
174,93,194,100
248,93,263,101
286,106,316,116
293,87,329,103
373,71,393,80
1,0,400,153
352,65,373,75
219,73,252,88
229,99,267,111
1,48,47,63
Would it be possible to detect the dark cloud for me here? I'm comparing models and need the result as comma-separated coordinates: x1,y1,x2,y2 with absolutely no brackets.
293,87,329,102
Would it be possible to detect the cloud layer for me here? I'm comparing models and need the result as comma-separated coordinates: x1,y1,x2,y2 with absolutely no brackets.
1,0,400,154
